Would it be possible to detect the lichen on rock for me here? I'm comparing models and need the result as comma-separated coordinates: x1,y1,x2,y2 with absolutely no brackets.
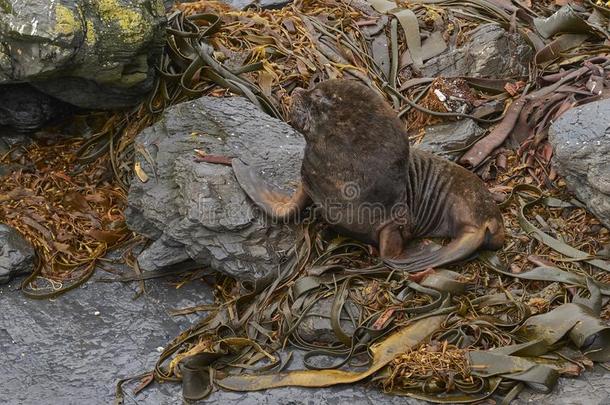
0,0,166,123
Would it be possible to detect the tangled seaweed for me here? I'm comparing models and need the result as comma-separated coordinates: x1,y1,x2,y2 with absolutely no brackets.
1,0,609,401
0,139,132,297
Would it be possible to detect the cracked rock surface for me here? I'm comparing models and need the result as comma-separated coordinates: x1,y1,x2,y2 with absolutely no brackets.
418,119,485,161
126,96,304,283
421,24,532,78
549,98,610,229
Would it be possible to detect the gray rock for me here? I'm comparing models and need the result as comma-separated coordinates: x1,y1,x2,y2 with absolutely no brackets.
1,270,608,405
549,98,610,229
0,224,35,284
126,96,304,283
297,298,358,345
220,0,293,9
0,128,32,174
0,84,72,132
417,119,485,161
0,132,29,174
421,24,532,78
0,0,166,129
0,128,31,150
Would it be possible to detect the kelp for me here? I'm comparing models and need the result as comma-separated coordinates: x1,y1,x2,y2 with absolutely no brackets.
117,178,608,401
121,1,610,396
0,0,609,401
121,212,609,402
0,139,133,298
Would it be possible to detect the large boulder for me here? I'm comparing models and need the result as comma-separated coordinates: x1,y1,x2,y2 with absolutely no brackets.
0,224,35,284
0,0,166,130
549,98,610,229
126,96,304,283
421,24,532,78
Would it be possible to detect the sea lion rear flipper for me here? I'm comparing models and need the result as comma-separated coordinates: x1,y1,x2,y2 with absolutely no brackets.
232,159,311,221
383,227,487,272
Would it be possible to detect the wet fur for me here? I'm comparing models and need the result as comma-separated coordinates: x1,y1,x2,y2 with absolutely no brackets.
291,79,504,253
233,79,504,269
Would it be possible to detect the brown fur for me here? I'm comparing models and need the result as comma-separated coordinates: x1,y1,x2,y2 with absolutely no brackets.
234,79,504,271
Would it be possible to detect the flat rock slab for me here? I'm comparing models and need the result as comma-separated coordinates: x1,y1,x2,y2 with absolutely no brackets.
126,96,304,283
1,274,609,404
549,98,610,229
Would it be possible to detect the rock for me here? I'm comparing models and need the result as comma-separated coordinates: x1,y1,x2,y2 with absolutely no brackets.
0,0,166,129
0,84,73,132
2,269,609,404
0,128,31,150
549,98,610,229
297,298,358,345
417,119,485,161
219,0,293,9
0,224,35,284
421,24,532,78
126,96,304,283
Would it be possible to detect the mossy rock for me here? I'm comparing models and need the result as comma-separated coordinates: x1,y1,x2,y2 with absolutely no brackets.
0,0,166,110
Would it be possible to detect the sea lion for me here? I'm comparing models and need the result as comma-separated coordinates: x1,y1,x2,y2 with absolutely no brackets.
232,79,504,271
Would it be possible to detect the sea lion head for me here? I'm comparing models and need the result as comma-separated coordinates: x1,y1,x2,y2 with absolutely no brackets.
290,79,389,143
289,85,328,137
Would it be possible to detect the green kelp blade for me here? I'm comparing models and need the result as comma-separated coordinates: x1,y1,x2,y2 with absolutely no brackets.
367,0,398,14
468,351,559,393
217,315,445,391
533,5,598,39
366,1,424,67
393,9,424,67
534,33,589,66
573,278,602,313
385,378,502,403
420,31,447,61
480,252,610,296
513,186,610,273
180,352,225,401
519,303,610,362
420,269,469,295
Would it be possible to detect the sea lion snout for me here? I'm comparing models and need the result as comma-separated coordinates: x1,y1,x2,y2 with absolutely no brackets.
290,87,312,135
292,87,306,98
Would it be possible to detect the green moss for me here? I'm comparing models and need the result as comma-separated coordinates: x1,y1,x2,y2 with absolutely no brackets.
0,0,12,14
153,0,165,17
96,0,147,44
54,4,78,36
85,20,96,45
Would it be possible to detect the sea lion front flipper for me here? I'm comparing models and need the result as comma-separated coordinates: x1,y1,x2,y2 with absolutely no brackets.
232,159,311,221
383,226,487,272
378,223,409,259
